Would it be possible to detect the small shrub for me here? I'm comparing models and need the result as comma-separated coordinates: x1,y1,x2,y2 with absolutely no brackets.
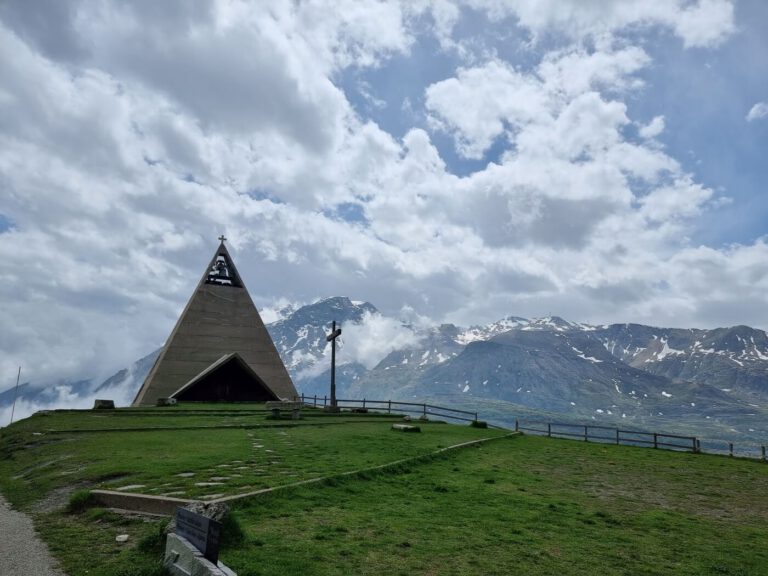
67,489,95,514
470,420,488,429
138,523,167,554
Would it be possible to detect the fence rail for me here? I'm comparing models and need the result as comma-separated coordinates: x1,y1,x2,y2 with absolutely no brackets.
295,394,478,423
516,419,699,453
291,399,766,460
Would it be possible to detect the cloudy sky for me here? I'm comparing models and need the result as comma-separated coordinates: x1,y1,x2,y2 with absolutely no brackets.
1,0,767,387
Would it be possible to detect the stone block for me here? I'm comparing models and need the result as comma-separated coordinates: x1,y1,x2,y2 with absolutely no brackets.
391,424,421,433
93,399,115,409
164,533,237,576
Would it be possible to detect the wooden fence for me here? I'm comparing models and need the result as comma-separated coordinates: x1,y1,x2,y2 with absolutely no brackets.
516,419,699,452
517,419,768,461
295,394,479,423
291,398,767,461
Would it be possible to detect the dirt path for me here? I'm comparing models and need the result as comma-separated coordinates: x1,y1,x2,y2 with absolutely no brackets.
0,493,66,576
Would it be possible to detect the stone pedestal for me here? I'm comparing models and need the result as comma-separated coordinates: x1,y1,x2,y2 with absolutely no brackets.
165,533,237,576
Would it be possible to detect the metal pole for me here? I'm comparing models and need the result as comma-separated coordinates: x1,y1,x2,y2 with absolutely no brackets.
330,321,337,407
9,366,21,425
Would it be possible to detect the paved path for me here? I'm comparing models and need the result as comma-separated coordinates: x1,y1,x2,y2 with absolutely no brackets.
0,493,66,576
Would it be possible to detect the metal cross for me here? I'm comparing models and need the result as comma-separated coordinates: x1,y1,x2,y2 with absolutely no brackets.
218,235,227,243
326,320,342,408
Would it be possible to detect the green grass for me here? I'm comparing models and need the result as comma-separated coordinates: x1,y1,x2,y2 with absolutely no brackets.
2,406,767,576
221,436,768,576
0,407,504,507
37,507,168,576
2,406,396,433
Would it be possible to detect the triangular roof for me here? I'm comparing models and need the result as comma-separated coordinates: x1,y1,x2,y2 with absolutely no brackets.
171,353,279,402
132,239,297,405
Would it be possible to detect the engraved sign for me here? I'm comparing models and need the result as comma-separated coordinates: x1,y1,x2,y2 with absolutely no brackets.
175,507,222,564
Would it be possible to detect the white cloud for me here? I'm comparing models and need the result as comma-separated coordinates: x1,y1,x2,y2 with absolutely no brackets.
0,0,764,397
341,312,424,369
640,177,714,222
639,116,666,139
746,101,768,122
258,298,304,325
462,0,736,48
426,60,548,159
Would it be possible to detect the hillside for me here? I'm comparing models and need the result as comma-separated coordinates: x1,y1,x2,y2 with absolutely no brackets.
3,297,768,445
1,405,767,575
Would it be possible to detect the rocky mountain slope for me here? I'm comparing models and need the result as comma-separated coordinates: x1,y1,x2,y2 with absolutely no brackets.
593,324,768,399
3,297,767,440
268,299,768,439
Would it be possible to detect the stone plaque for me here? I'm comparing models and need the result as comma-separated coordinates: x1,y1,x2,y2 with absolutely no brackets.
175,507,222,564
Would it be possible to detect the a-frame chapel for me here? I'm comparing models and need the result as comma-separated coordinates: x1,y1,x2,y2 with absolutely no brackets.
132,238,297,406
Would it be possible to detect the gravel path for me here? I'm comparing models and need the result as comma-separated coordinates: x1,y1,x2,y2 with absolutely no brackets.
0,493,66,576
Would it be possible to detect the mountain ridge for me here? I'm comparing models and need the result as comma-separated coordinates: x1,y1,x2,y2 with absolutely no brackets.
3,296,767,441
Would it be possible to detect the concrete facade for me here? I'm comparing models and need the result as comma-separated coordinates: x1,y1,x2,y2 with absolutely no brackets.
133,241,297,405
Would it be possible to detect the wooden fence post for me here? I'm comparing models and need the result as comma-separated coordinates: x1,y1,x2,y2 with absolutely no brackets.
615,428,620,445
313,395,317,407
762,446,766,462
388,400,391,414
515,419,519,432
653,433,658,449
362,398,366,409
547,423,551,437
729,443,734,457
584,426,588,442
324,395,327,407
423,404,427,417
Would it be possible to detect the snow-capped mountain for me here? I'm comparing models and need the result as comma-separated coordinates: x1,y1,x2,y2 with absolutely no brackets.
592,324,768,399
269,297,376,373
268,299,767,440
4,297,767,440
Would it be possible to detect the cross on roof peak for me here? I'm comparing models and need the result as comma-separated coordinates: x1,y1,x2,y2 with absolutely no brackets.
218,235,227,243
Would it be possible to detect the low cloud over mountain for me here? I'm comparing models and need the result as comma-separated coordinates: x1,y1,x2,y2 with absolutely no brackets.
4,297,766,442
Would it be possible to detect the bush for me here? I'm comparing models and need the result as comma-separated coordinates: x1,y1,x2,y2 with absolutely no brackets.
138,523,167,554
67,489,95,514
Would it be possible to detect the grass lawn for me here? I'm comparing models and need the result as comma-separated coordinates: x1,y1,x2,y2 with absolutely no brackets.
223,435,768,576
2,406,767,576
0,410,504,505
